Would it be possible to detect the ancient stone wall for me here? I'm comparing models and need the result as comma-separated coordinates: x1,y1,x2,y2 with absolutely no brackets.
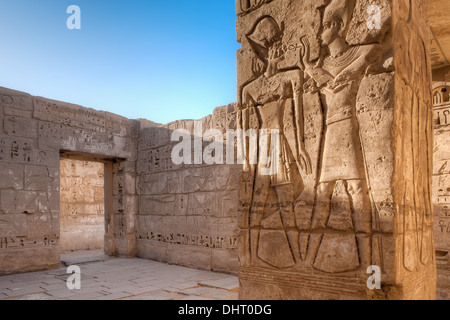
60,157,105,252
0,86,138,275
236,0,436,299
136,104,241,274
433,83,450,299
0,84,243,276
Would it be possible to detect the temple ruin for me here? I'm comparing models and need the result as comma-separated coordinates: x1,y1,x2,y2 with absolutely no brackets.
0,0,450,300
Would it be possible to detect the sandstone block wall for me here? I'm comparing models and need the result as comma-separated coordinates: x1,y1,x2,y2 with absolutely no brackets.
0,86,241,275
0,86,138,275
136,104,241,274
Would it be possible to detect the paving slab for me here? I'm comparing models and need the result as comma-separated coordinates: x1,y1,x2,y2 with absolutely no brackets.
0,255,238,300
3,286,45,298
96,292,133,300
5,293,57,300
45,288,79,299
198,277,239,291
121,289,176,300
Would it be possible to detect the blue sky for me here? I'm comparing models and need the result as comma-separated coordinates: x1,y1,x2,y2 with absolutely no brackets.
0,1,239,124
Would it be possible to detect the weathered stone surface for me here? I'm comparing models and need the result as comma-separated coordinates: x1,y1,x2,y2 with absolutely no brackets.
0,248,59,275
3,107,33,118
4,116,37,139
0,190,40,214
313,234,360,273
25,166,59,192
212,249,239,274
166,243,212,271
0,214,28,238
136,239,168,263
236,0,435,300
135,109,240,274
0,106,3,134
0,163,23,190
0,87,32,111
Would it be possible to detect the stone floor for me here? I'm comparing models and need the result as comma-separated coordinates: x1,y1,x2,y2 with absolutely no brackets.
0,250,239,300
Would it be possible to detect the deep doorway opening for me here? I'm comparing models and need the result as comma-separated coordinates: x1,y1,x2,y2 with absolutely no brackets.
59,154,106,259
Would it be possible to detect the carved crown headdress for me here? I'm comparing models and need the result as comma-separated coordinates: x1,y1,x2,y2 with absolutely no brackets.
323,0,356,35
247,16,283,49
246,16,284,63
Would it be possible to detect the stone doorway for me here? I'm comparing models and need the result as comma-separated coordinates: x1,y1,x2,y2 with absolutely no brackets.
59,154,106,255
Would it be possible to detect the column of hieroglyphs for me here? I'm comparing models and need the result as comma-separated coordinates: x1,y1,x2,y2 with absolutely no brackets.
432,79,450,299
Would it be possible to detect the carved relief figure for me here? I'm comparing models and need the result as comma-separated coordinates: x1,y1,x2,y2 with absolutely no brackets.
239,16,311,267
300,0,379,272
237,0,273,16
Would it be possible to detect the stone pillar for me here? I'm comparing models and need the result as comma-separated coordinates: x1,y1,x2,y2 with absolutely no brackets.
107,160,138,257
236,0,436,300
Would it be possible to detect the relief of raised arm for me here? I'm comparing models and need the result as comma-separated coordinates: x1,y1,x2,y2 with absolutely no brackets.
299,36,333,88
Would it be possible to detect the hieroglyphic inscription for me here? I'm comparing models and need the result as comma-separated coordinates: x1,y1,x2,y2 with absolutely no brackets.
137,231,238,250
38,122,134,159
0,135,33,164
138,127,171,150
138,146,175,174
438,220,450,234
0,235,58,249
435,105,450,128
34,99,107,133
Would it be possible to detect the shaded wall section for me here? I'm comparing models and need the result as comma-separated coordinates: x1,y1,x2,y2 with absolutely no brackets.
60,157,105,252
136,104,241,274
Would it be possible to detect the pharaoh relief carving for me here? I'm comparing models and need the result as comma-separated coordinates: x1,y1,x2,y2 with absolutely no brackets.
301,0,381,273
238,16,312,268
238,0,385,273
